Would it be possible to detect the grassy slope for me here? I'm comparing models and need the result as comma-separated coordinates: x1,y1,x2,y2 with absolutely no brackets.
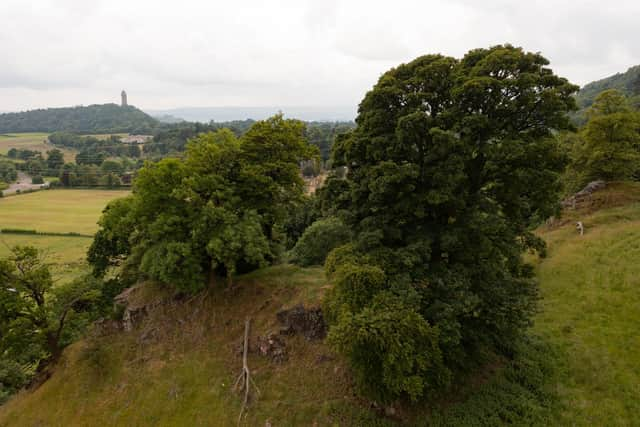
0,133,76,162
1,183,639,426
533,182,640,425
0,266,371,427
0,189,129,234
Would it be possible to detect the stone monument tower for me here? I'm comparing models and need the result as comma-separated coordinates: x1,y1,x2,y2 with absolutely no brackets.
121,90,128,107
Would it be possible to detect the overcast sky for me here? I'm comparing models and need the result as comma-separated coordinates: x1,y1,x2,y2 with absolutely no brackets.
1,0,638,114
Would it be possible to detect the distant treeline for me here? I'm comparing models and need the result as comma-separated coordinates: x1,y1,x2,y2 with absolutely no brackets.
144,119,355,161
0,104,158,134
0,228,92,238
49,132,142,162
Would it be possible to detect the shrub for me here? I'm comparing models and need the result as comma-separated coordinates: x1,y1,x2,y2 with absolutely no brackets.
324,243,361,278
290,218,351,267
31,175,44,184
328,292,449,403
428,336,561,426
0,359,26,404
323,263,386,323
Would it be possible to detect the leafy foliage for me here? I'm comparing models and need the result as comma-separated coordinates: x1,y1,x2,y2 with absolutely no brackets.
0,161,17,183
565,90,640,191
428,336,561,426
88,115,318,291
305,121,355,162
324,45,577,402
290,218,351,267
328,292,447,403
280,195,322,250
0,246,104,397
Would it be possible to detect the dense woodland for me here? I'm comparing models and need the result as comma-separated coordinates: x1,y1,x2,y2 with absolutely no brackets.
0,104,158,134
2,44,640,422
572,65,640,125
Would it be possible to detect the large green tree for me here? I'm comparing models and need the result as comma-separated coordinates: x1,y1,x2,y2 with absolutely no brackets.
88,115,317,291
565,89,640,190
325,45,577,402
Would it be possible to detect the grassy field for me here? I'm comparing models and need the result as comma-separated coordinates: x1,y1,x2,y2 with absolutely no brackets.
533,185,640,425
0,188,129,283
0,189,129,234
0,133,76,162
0,234,93,284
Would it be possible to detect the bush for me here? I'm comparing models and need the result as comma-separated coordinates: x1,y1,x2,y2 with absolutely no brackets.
328,292,449,403
290,218,351,266
31,175,44,184
324,243,361,278
0,358,26,404
428,336,561,426
323,263,386,322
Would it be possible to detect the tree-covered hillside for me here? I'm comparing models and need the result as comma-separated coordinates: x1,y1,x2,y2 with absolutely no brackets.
572,65,640,124
0,104,159,134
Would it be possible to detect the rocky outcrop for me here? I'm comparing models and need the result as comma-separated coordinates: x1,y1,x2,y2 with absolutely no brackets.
276,304,326,340
562,180,606,209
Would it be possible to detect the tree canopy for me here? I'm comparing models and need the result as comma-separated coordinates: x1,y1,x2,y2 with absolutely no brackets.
565,89,640,190
324,45,578,401
0,246,103,400
88,115,318,291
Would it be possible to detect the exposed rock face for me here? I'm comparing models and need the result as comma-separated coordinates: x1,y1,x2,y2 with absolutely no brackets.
112,285,160,332
276,304,326,340
562,180,606,209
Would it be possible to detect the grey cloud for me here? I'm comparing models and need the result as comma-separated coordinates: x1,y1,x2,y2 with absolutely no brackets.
0,0,638,111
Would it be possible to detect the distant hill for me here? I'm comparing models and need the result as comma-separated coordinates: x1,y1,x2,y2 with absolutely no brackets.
573,65,640,124
146,106,357,122
152,113,185,124
0,104,159,134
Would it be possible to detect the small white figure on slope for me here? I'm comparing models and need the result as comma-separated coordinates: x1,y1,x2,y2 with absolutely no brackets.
576,221,584,236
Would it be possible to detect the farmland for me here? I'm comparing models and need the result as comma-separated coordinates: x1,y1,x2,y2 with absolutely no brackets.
0,133,77,162
0,189,129,282
0,189,129,234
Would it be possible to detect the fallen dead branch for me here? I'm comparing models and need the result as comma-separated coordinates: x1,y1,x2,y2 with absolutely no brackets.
233,317,260,425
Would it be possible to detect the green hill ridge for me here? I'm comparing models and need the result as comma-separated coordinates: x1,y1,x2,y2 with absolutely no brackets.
572,65,640,124
0,104,158,134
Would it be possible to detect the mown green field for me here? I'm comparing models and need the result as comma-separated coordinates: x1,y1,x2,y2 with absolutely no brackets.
0,189,129,234
0,133,76,162
0,189,128,283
